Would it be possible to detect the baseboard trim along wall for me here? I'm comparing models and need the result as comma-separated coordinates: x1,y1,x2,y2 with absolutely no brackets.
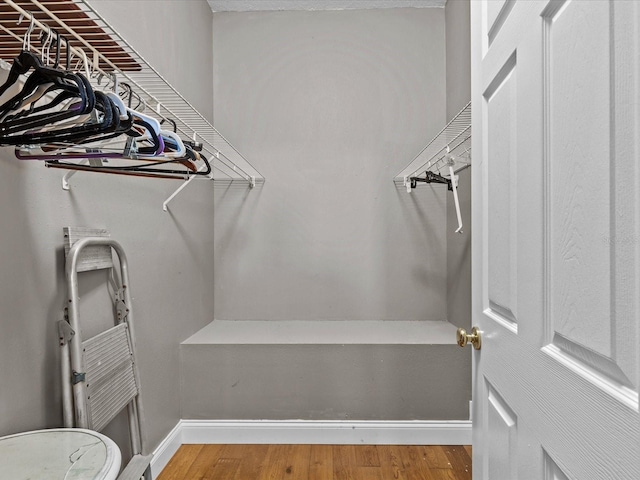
150,421,183,479
150,419,472,477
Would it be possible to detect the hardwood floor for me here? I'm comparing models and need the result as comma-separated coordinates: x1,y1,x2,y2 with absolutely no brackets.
157,444,472,480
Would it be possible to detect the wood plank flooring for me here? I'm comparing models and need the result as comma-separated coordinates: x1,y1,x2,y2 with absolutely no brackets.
157,444,472,480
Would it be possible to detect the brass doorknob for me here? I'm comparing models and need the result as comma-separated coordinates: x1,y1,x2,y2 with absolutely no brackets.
456,327,482,350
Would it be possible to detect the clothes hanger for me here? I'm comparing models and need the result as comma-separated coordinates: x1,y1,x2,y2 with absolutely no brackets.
0,26,211,181
0,38,92,112
0,51,93,137
43,148,211,179
13,102,161,160
0,34,80,123
119,82,142,110
45,161,194,180
0,30,59,118
0,27,94,120
0,34,132,146
158,129,186,157
2,87,118,146
0,15,35,100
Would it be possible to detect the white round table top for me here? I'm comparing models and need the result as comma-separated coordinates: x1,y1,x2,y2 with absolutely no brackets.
0,428,121,480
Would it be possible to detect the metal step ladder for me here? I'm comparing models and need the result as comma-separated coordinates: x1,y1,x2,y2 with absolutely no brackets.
58,228,152,480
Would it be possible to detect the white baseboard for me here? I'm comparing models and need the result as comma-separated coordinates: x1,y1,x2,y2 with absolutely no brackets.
151,419,471,478
181,419,472,445
150,421,183,479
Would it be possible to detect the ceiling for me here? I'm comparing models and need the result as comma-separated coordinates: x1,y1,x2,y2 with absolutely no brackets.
207,0,446,12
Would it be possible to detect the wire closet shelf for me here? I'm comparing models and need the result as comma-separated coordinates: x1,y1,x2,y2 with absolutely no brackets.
0,0,264,210
394,101,471,190
394,102,471,234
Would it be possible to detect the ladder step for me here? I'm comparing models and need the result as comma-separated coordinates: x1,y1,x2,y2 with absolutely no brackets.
83,324,138,432
117,453,153,480
63,227,113,272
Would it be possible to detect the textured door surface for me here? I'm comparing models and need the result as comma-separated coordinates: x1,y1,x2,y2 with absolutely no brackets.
471,1,640,478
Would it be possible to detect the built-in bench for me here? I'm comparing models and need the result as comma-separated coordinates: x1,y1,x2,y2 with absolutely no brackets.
179,320,471,443
182,320,459,345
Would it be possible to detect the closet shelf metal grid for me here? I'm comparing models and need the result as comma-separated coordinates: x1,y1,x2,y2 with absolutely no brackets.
0,0,263,210
394,101,471,190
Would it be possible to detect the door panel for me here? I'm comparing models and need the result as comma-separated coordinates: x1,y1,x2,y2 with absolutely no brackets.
472,1,640,479
543,0,638,394
543,452,570,480
546,0,613,356
543,0,638,399
485,52,518,329
484,380,518,480
486,0,517,47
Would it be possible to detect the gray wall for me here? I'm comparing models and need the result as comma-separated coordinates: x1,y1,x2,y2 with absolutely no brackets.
0,0,473,455
89,0,214,122
445,0,471,331
0,0,214,460
212,8,448,322
181,343,471,420
445,0,471,120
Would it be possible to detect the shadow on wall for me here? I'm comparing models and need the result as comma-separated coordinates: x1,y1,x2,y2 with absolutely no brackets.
212,173,450,322
0,154,60,434
394,182,447,287
446,168,471,330
214,181,263,258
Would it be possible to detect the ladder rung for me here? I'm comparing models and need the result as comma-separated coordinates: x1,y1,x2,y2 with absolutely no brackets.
117,453,153,480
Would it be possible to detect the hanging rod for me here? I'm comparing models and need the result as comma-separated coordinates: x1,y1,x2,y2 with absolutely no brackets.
0,0,264,210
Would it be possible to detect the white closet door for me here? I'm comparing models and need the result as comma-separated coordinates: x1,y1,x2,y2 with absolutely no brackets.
471,1,640,478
